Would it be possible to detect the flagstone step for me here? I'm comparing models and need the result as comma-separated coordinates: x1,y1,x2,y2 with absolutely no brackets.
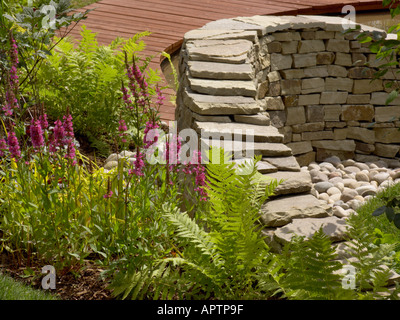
183,89,262,115
262,156,301,172
200,139,292,158
188,61,254,80
189,77,257,97
260,193,331,227
263,170,312,196
194,121,284,143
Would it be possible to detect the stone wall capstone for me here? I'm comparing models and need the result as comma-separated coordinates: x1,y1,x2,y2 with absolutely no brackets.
175,15,400,167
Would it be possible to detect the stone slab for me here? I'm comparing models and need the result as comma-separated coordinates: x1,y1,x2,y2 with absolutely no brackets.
262,155,301,172
274,216,348,244
195,121,284,143
189,77,257,97
260,194,331,227
263,170,312,196
188,61,254,80
183,89,261,115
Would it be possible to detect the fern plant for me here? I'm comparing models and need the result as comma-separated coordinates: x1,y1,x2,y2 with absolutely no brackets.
110,148,281,300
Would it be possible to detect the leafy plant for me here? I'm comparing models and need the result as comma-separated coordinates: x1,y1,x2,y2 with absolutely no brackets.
36,25,159,155
372,191,400,228
109,148,281,300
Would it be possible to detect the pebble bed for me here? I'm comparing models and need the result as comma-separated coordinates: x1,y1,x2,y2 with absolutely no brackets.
303,156,400,219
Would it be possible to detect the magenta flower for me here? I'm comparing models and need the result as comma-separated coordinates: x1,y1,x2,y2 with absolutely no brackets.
118,119,128,143
103,190,113,199
129,150,145,176
143,121,159,149
0,139,7,157
39,114,49,130
49,119,64,153
7,131,21,161
30,118,45,149
165,134,182,168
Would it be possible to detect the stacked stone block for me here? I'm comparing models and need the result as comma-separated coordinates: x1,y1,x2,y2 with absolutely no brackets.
176,15,400,169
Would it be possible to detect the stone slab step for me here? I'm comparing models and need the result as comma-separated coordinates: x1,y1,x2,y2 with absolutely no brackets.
231,158,278,174
189,77,257,97
233,113,270,126
200,139,292,158
263,170,312,196
262,156,301,172
183,89,262,115
186,39,253,64
188,61,254,80
260,194,331,227
194,121,284,143
273,216,348,245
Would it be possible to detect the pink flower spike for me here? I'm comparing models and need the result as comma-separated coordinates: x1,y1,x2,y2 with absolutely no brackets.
0,139,7,157
7,131,21,161
30,118,45,149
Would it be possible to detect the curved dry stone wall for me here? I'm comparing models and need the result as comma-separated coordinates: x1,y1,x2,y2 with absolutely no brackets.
176,14,400,168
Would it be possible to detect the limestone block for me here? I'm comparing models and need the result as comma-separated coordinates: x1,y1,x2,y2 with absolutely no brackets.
291,122,325,133
267,81,281,97
287,141,313,155
348,67,374,79
320,92,348,104
271,31,301,41
264,171,312,196
301,77,325,94
341,105,374,121
316,52,335,65
182,90,262,115
347,126,375,144
266,41,282,53
324,104,342,121
326,39,350,52
257,80,269,99
264,96,285,110
374,143,400,158
292,133,302,142
192,112,232,123
296,151,316,166
278,126,293,143
267,71,281,82
352,53,367,67
188,61,254,80
350,40,361,49
281,41,299,54
306,105,325,122
327,65,348,77
371,92,400,105
189,78,257,97
234,113,271,126
355,141,375,154
312,140,356,151
301,31,316,40
303,66,329,78
293,53,317,68
302,131,334,140
186,39,253,63
262,155,301,172
315,30,335,39
346,94,371,105
298,94,321,106
298,40,325,53
334,52,352,66
353,79,383,94
269,111,287,128
334,128,348,140
325,77,354,92
280,69,304,80
281,79,301,95
283,95,299,107
375,128,400,143
375,106,400,123
325,121,347,128
271,53,293,71
274,215,346,243
286,106,306,125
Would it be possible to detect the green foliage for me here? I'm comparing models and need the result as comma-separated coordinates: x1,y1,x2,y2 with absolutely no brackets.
278,228,353,300
0,273,58,300
110,148,281,300
372,186,400,229
36,26,156,154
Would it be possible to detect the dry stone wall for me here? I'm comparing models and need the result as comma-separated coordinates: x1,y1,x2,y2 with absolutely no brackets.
176,15,400,166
